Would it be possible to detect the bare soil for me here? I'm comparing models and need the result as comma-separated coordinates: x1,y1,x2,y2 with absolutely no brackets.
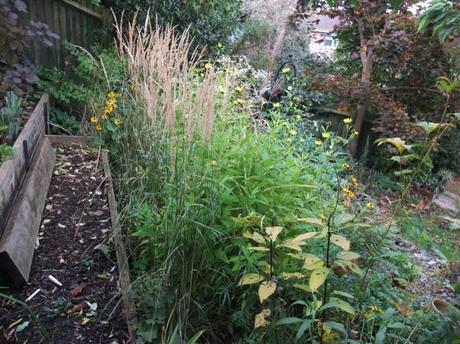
0,145,129,343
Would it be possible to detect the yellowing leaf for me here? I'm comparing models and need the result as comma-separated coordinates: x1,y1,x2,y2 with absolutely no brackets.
278,241,303,252
258,281,277,303
280,272,306,280
265,226,283,241
293,283,311,292
336,251,360,261
249,246,269,252
243,231,265,244
254,308,271,329
330,234,350,251
291,232,317,242
329,297,355,315
297,217,323,226
238,273,264,286
310,267,329,292
303,254,324,270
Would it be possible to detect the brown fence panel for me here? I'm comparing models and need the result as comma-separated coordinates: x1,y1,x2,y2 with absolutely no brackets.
24,0,110,68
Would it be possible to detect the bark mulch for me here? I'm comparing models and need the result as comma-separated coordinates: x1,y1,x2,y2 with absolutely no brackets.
0,144,129,344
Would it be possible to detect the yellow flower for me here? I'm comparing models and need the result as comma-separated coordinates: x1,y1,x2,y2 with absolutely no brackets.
235,98,245,105
342,187,356,199
107,91,119,99
351,176,359,188
95,124,102,132
366,202,375,209
90,116,99,124
282,67,291,74
236,85,244,93
341,162,350,170
209,160,217,166
322,132,331,139
352,129,359,136
218,86,226,94
370,305,384,314
204,62,212,69
363,311,373,318
289,129,297,136
114,118,122,126
273,102,281,109
315,139,322,145
343,117,352,124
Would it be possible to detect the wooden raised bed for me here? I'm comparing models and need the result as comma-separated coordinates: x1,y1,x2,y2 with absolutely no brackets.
0,94,56,287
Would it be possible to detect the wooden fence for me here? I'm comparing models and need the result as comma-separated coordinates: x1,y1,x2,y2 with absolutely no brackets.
24,0,111,68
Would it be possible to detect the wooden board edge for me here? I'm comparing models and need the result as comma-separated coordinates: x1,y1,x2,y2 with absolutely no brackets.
46,135,94,146
101,150,142,343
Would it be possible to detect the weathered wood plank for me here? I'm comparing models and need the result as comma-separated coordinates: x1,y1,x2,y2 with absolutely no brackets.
61,0,104,20
0,137,56,286
0,94,48,238
46,135,93,145
102,150,140,343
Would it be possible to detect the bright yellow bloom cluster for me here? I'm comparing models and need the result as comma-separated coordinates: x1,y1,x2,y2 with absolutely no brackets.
370,305,384,314
235,85,244,93
366,202,374,209
90,91,122,132
273,102,281,109
103,91,119,118
282,67,291,74
342,187,356,199
343,117,352,124
289,129,297,136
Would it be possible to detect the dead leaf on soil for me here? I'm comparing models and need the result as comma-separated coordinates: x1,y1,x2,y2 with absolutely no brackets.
70,282,88,297
396,299,413,316
68,303,86,314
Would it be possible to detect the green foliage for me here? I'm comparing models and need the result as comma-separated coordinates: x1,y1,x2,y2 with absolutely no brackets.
418,0,460,43
0,91,21,143
0,143,13,163
106,0,242,53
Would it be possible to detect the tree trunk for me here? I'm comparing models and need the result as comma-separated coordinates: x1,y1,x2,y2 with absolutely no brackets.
349,18,374,158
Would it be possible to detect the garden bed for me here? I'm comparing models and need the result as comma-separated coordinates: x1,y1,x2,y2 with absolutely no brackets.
0,144,130,343
0,94,55,286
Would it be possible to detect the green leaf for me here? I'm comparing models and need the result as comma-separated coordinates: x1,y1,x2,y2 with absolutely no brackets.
258,281,276,303
293,283,311,292
296,320,312,340
186,330,205,344
325,321,347,335
310,267,329,292
275,317,304,326
238,273,264,286
375,326,387,344
335,213,354,226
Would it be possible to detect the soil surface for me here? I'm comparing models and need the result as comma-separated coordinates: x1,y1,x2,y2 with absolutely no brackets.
0,145,129,343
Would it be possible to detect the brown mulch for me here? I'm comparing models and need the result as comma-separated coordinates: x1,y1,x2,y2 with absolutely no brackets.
0,145,130,343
